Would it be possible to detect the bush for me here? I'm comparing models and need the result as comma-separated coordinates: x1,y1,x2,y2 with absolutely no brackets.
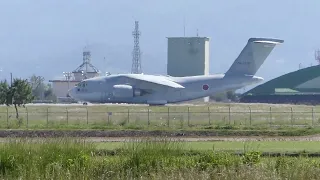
1,137,320,179
0,138,95,179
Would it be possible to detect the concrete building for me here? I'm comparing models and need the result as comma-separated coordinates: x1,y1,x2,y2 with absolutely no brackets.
167,37,210,102
49,80,80,98
167,37,210,77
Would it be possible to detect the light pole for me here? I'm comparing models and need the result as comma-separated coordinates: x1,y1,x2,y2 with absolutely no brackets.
36,76,45,100
63,72,72,97
0,68,2,81
81,70,87,80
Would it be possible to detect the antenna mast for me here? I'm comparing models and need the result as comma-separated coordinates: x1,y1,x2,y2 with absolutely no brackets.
183,16,186,37
315,49,320,65
131,21,142,74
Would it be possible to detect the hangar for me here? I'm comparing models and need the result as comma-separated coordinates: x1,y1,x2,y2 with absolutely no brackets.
240,65,320,105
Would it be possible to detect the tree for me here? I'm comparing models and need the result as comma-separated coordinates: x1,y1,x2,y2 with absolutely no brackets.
43,83,57,102
226,91,237,101
29,75,57,102
29,74,45,100
7,78,34,119
0,80,9,104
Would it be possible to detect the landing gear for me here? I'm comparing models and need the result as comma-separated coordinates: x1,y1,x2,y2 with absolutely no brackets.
83,102,88,105
148,104,166,106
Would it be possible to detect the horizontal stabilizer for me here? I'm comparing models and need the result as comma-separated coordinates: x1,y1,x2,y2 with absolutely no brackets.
248,38,284,44
225,37,283,77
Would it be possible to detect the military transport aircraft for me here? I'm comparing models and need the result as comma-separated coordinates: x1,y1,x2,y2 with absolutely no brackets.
68,37,283,105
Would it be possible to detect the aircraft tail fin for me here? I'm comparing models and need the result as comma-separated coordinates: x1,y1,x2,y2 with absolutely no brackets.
224,38,284,77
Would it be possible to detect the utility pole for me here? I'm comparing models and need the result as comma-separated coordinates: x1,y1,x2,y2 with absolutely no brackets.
10,72,13,104
63,72,72,97
36,76,45,100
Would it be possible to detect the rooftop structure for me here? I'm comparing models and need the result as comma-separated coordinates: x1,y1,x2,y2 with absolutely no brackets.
49,48,101,100
72,49,100,81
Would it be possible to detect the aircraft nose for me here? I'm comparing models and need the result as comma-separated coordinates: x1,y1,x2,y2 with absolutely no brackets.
68,87,76,98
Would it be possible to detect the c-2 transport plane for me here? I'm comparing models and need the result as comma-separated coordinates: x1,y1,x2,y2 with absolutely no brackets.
68,37,283,105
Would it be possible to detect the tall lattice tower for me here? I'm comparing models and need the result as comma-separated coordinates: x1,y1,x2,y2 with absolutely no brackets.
315,49,320,65
131,21,142,74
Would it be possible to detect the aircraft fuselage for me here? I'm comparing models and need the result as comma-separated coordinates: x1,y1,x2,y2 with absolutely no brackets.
68,37,283,105
69,74,263,105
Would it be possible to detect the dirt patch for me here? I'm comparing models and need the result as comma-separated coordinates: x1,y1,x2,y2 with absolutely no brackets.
0,130,204,138
82,136,320,142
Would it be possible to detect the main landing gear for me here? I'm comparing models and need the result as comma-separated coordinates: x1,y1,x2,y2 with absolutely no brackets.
83,102,88,105
148,104,166,106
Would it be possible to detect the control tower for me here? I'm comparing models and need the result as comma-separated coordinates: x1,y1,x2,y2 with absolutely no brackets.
167,37,210,102
167,37,210,77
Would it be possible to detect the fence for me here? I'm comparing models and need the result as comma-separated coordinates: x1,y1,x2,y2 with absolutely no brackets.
0,105,319,129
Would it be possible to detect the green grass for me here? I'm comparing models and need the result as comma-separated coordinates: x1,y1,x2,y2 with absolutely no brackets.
2,137,320,179
0,104,320,128
1,103,320,138
1,126,320,137
1,103,320,131
95,140,320,153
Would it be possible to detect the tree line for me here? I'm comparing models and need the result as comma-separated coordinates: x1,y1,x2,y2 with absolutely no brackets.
0,74,56,119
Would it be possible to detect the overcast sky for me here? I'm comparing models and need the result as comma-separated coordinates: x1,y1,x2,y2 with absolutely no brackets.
0,0,319,89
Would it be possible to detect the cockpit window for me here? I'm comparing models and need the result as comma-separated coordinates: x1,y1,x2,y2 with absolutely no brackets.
77,82,88,87
76,81,89,90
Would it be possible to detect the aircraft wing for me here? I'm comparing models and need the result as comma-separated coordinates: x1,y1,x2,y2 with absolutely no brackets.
124,74,185,89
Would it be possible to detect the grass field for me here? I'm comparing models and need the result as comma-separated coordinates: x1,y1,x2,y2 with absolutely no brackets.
0,104,320,179
95,140,320,153
1,137,320,179
0,103,320,130
1,103,320,179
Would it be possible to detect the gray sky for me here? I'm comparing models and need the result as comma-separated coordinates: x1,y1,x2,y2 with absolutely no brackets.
0,0,319,88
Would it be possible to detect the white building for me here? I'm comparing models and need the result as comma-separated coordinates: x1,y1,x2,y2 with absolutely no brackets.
48,80,80,98
167,37,210,102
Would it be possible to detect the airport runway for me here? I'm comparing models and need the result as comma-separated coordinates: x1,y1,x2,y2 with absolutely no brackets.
1,102,308,107
17,103,210,107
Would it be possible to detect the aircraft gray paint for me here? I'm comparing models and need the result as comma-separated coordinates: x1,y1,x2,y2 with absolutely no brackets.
68,38,284,105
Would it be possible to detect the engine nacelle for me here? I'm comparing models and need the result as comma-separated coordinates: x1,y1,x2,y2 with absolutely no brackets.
113,85,133,98
112,84,142,98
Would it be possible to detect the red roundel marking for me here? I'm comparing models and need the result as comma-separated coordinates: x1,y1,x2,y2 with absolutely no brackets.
202,84,209,90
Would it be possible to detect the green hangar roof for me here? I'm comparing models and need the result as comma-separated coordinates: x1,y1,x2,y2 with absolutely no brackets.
244,65,320,95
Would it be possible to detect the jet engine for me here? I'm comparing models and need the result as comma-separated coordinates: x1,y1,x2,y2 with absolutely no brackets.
112,84,142,98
